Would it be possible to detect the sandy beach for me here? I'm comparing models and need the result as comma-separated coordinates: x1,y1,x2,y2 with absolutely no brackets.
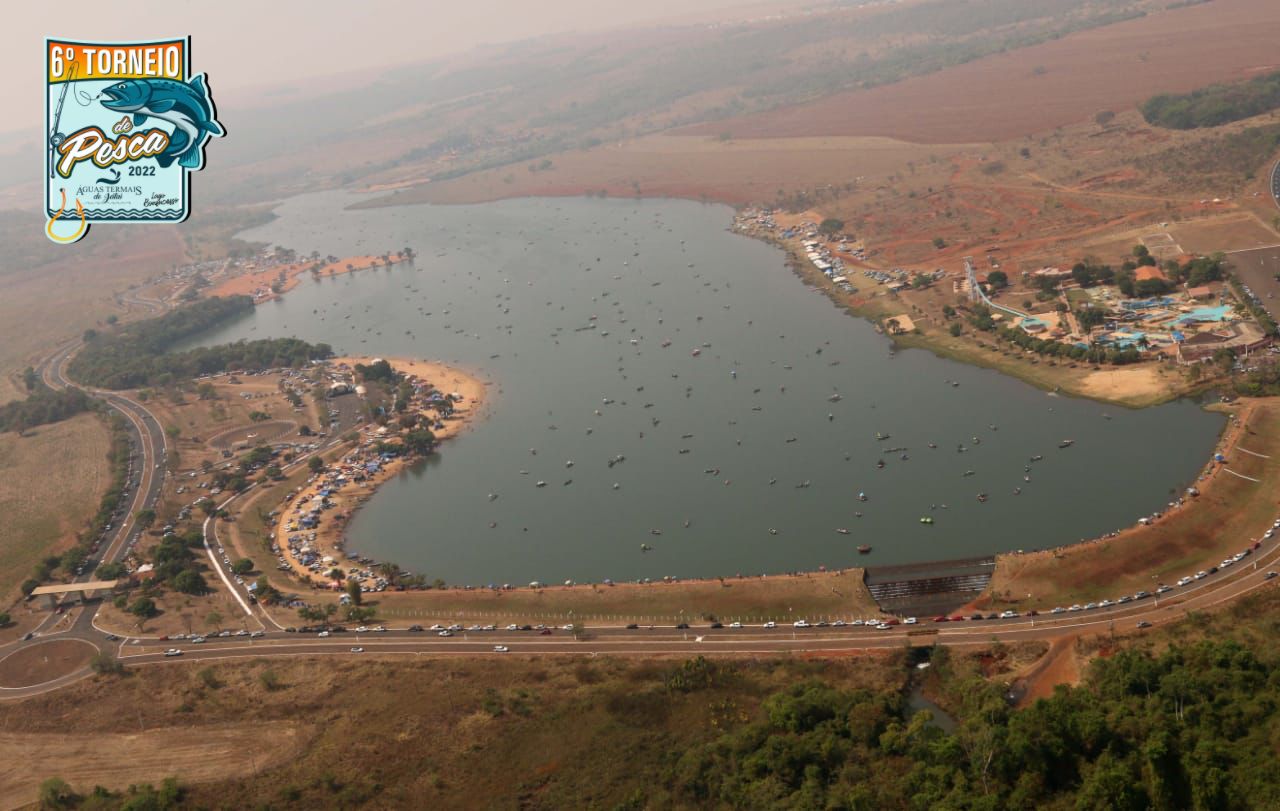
269,356,488,588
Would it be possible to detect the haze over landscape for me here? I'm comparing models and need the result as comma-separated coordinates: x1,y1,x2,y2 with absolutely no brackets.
5,0,1280,807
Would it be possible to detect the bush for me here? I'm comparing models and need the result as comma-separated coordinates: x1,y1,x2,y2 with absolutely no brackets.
90,651,124,675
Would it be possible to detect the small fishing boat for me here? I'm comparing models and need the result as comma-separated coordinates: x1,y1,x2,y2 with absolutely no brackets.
836,528,850,534
976,493,988,503
1058,439,1074,448
691,349,701,357
1030,454,1043,462
858,492,868,502
536,481,547,487
857,544,872,554
876,460,885,469
920,516,933,524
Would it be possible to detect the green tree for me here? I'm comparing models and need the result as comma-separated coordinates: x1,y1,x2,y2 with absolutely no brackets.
232,558,254,576
38,777,75,808
205,610,223,631
134,509,156,529
346,578,363,606
171,569,208,595
129,597,157,618
986,270,1008,289
308,456,326,473
818,218,845,236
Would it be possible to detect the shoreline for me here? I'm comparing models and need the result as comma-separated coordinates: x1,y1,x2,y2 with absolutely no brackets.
225,208,1258,616
207,252,414,303
270,356,488,590
742,222,1199,410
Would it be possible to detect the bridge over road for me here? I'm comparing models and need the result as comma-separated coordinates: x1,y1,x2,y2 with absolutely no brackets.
29,581,119,610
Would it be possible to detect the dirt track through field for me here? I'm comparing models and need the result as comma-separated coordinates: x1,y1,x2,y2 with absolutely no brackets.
683,0,1280,143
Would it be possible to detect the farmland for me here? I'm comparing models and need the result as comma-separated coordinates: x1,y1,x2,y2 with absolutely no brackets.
683,0,1280,144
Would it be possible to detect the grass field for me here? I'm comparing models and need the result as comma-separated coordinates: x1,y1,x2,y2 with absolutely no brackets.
303,568,884,628
6,652,904,808
0,415,109,603
986,398,1279,609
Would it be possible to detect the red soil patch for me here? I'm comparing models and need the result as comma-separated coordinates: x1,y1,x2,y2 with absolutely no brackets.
1014,636,1082,707
684,0,1280,143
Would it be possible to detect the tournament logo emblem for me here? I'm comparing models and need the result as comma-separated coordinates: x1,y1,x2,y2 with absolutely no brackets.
45,37,224,243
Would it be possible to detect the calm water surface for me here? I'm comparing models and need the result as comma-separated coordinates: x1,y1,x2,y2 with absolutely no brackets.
192,192,1224,585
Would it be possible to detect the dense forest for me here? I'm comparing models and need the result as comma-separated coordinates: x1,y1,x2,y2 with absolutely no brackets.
1142,70,1280,129
0,383,92,433
664,636,1280,809
68,296,333,389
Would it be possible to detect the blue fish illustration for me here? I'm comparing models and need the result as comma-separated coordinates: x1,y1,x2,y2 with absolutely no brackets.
100,75,224,169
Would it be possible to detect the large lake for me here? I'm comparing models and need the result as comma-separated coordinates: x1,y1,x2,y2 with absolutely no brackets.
193,192,1223,586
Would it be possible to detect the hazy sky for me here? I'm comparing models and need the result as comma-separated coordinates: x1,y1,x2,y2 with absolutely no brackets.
10,0,772,137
